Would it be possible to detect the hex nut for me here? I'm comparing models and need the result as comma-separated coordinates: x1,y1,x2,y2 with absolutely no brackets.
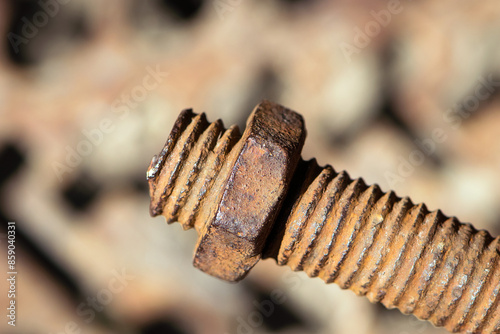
192,101,306,281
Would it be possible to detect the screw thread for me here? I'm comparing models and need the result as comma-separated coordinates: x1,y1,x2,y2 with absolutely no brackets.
266,158,500,333
148,109,241,232
149,110,500,333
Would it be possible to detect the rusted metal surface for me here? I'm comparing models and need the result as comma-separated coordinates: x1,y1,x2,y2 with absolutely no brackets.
148,100,500,333
148,101,306,281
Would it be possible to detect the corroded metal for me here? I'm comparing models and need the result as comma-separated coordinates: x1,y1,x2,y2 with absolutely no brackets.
148,101,305,281
148,100,500,333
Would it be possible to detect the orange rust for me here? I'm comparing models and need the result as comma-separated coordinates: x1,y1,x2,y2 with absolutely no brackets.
148,100,500,333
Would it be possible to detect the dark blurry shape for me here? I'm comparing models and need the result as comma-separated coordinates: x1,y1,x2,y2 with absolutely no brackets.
455,74,500,122
0,211,123,331
321,111,367,148
379,92,413,138
5,0,90,66
378,42,442,167
61,171,101,212
489,206,500,237
244,281,311,332
0,142,26,187
159,0,204,20
380,38,398,71
379,91,443,168
69,11,92,40
0,210,83,300
253,67,283,104
0,141,83,301
140,319,189,334
131,174,150,195
378,40,413,140
279,0,313,4
5,0,40,65
326,126,353,148
239,67,283,129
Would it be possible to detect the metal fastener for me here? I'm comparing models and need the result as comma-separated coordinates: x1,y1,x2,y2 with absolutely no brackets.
147,100,500,333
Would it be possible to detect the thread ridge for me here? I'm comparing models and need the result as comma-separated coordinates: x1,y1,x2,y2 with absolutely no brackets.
147,109,241,231
273,158,500,333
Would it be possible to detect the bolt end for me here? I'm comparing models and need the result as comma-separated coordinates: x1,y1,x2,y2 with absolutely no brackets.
147,108,241,229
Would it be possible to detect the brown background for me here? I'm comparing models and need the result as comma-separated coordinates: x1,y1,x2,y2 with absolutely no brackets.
1,0,500,333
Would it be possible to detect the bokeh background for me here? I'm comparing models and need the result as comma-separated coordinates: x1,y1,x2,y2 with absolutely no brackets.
1,0,500,333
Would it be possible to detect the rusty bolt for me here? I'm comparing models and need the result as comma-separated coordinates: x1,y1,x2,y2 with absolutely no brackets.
147,100,500,333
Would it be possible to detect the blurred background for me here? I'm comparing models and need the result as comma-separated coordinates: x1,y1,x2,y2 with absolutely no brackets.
1,0,500,333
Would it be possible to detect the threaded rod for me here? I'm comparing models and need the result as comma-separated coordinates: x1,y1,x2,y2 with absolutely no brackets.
266,158,500,333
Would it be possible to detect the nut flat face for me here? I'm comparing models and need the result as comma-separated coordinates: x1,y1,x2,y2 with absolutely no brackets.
193,100,306,281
